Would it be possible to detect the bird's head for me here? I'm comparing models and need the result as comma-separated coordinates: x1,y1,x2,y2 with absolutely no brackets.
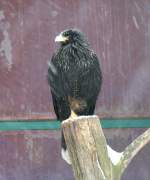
55,29,89,47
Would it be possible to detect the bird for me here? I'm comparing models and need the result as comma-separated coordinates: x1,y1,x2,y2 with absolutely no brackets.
47,29,102,164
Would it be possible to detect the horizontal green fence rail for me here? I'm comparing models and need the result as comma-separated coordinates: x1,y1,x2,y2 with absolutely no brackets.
0,118,149,131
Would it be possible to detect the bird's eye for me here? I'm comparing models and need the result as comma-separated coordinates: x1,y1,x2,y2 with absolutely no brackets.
63,32,69,37
63,30,73,37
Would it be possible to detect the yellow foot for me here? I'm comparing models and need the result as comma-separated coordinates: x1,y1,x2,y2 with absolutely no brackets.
61,110,78,125
70,110,78,118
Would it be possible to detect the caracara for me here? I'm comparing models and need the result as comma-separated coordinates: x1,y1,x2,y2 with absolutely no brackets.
48,29,102,164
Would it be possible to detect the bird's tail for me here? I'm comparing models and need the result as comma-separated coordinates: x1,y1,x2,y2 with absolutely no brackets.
61,131,71,164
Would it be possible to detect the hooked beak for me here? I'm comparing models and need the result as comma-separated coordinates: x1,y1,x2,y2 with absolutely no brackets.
55,33,69,42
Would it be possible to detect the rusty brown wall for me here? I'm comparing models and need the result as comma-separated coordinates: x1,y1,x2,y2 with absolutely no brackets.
0,1,150,180
0,129,149,180
0,0,150,120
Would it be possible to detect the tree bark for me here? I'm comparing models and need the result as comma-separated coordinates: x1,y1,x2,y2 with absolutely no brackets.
62,116,150,180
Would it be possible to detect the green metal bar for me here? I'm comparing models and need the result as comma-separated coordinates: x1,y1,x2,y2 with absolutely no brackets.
102,118,150,128
0,118,149,131
0,121,60,131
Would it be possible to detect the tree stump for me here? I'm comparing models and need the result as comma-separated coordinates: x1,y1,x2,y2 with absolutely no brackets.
62,115,150,180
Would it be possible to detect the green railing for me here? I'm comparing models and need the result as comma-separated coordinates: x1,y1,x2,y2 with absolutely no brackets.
0,118,149,131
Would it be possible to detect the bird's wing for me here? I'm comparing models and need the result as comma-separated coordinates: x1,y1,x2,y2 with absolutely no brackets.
51,91,70,120
47,54,66,97
48,54,71,120
79,53,102,101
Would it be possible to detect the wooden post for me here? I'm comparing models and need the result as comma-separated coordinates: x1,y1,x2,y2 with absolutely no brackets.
62,115,150,180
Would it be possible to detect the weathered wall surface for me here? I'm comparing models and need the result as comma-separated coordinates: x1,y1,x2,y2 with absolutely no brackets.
0,1,150,179
0,129,149,180
0,0,150,119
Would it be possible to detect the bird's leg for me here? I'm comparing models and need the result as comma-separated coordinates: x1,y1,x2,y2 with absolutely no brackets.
62,110,78,125
70,110,78,118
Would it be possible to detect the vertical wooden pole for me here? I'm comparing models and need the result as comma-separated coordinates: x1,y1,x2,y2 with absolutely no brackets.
62,115,150,180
